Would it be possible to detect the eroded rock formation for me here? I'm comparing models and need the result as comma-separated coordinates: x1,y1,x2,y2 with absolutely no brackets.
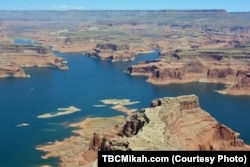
86,43,135,61
127,48,250,95
0,64,28,77
0,44,51,54
101,95,250,151
37,95,250,166
0,44,68,77
119,110,149,137
88,133,101,151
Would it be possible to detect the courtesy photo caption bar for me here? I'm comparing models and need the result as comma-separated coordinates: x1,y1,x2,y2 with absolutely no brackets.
98,151,250,166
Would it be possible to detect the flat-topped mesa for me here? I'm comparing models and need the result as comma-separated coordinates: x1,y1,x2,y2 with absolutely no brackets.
151,95,201,130
100,95,250,151
127,47,250,95
151,95,199,110
0,44,68,77
0,44,51,55
152,95,248,150
86,43,134,62
38,95,250,166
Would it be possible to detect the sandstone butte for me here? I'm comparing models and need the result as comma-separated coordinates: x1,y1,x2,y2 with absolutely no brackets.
0,44,68,78
36,95,250,167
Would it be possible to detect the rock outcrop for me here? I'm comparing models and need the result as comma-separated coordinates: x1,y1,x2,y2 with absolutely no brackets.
101,95,250,151
119,110,149,137
96,43,129,51
0,44,68,77
207,67,235,79
0,44,51,55
88,133,102,151
235,76,250,89
219,74,250,95
86,43,135,61
0,64,29,78
127,47,250,95
37,95,250,166
100,137,131,151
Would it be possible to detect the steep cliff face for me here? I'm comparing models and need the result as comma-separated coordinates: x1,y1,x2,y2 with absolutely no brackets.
234,76,250,89
119,110,149,137
88,133,102,151
151,95,247,150
127,63,157,76
86,43,135,62
127,60,206,84
0,44,68,77
0,64,28,77
127,48,250,94
101,95,250,151
207,67,235,79
152,67,185,80
37,95,250,167
217,72,250,95
0,44,51,55
96,43,129,51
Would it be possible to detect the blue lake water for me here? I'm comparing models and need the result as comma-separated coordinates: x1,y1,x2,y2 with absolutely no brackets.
0,40,250,166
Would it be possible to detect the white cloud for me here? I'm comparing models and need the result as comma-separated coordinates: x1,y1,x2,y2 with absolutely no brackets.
54,5,85,10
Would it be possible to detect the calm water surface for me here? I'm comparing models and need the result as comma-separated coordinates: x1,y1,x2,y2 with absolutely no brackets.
0,40,250,166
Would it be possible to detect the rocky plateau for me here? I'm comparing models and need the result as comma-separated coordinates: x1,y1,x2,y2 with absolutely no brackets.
127,47,250,95
1,10,250,167
0,44,68,77
37,95,250,167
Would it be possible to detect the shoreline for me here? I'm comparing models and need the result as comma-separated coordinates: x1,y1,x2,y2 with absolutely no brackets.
1,9,250,167
36,95,250,167
36,115,126,166
145,78,250,96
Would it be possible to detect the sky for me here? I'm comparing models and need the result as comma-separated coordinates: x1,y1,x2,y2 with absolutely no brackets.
0,0,249,12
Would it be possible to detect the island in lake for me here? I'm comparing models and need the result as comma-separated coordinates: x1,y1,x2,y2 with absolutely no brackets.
0,10,250,167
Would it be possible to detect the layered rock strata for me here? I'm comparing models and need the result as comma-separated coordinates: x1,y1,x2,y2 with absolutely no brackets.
102,95,249,151
0,44,68,77
37,95,250,167
86,43,135,62
0,64,28,77
127,48,250,95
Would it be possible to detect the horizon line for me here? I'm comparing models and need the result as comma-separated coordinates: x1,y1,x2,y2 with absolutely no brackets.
0,9,249,12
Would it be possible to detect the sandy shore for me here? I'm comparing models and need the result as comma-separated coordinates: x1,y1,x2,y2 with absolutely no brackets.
36,116,126,167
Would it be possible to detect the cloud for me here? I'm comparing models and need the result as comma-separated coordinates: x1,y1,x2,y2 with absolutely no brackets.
54,5,85,10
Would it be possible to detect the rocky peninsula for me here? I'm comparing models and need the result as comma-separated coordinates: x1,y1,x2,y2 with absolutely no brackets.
126,47,250,95
0,44,68,77
1,10,250,166
1,10,250,95
37,95,250,167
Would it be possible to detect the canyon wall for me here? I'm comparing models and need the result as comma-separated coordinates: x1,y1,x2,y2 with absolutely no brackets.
127,48,250,95
37,95,250,167
101,95,249,151
0,44,68,77
86,43,135,61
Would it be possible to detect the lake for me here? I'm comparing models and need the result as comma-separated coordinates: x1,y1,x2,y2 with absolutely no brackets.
0,40,250,166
